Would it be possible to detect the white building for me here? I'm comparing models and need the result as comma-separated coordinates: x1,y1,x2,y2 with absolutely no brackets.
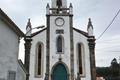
0,9,27,80
24,0,96,80
0,0,96,80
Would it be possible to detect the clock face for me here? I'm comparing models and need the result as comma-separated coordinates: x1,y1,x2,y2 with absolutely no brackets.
55,17,65,26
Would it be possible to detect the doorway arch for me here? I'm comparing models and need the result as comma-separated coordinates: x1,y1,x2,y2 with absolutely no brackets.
52,63,68,80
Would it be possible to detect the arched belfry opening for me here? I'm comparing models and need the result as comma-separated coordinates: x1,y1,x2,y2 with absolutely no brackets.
51,0,67,8
48,0,72,14
56,0,62,8
51,63,68,80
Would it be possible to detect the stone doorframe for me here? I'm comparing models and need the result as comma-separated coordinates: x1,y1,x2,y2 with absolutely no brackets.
51,61,70,80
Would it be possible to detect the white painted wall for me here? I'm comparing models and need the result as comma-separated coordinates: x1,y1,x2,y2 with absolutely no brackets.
49,16,71,77
73,30,91,80
0,19,19,80
17,62,26,80
29,30,47,80
88,27,93,36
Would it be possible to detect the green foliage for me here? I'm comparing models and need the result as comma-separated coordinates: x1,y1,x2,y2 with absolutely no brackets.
96,67,110,77
96,58,120,78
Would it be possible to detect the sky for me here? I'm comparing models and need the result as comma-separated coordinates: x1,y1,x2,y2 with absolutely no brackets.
0,0,120,67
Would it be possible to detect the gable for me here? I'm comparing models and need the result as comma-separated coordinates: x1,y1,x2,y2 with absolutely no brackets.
0,8,24,37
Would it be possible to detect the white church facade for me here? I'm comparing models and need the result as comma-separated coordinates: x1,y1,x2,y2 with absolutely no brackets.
0,0,96,80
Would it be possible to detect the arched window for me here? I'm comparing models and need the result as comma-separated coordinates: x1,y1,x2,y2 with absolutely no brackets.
35,43,43,77
56,35,64,53
77,43,83,75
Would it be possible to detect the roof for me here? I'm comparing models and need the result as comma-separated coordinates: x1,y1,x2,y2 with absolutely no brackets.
31,27,88,37
18,59,28,75
0,8,24,37
31,28,47,37
73,27,88,37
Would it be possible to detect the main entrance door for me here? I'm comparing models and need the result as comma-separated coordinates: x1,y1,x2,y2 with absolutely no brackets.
52,63,68,80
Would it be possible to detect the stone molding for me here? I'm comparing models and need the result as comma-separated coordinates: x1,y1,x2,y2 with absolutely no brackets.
87,36,96,80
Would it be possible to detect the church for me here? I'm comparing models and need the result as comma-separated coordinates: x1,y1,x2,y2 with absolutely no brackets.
0,0,96,80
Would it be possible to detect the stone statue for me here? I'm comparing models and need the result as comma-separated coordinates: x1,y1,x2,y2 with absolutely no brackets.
56,0,62,8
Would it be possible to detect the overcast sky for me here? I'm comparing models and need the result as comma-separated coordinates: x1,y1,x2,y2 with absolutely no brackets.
0,0,120,67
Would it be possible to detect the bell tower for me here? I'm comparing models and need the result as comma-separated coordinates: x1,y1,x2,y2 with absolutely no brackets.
51,0,67,8
45,0,74,80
